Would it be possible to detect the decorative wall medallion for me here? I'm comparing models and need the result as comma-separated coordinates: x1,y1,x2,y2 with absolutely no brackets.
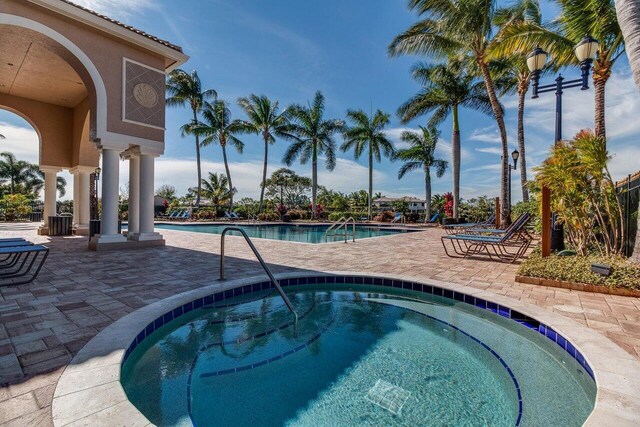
133,83,158,108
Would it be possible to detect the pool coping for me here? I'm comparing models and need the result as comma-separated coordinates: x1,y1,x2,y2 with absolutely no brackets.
51,271,640,426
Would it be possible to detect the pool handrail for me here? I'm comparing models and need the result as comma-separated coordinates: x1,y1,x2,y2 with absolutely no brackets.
219,227,298,321
325,216,356,243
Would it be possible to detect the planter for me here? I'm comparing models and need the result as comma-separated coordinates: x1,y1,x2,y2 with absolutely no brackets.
515,275,640,297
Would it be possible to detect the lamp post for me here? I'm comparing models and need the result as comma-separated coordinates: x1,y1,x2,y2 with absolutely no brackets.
526,35,599,254
90,167,101,221
508,149,519,214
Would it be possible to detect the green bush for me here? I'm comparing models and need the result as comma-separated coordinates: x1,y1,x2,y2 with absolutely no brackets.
287,209,309,220
373,210,395,222
192,208,218,220
511,198,540,233
328,211,367,221
1,194,32,221
258,212,279,221
518,251,640,290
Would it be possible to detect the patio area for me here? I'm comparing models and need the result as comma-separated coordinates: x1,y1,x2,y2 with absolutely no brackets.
0,224,639,425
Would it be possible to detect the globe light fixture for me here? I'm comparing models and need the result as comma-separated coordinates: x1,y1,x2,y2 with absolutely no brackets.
511,149,519,169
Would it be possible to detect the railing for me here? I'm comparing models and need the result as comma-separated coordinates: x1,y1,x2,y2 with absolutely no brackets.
247,214,260,224
219,227,298,321
324,216,356,243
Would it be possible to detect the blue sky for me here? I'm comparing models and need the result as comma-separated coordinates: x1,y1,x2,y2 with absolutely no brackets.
1,0,639,202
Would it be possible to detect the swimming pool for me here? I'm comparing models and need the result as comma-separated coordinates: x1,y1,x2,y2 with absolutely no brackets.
154,223,414,243
121,277,596,426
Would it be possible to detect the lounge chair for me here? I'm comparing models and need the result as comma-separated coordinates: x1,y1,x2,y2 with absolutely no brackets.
444,213,496,234
391,212,403,224
463,213,532,241
166,209,179,219
0,238,27,243
225,211,240,221
420,212,439,225
231,212,241,220
0,244,49,286
441,214,532,263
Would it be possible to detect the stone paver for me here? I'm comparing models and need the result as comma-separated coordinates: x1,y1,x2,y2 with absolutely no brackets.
0,222,639,425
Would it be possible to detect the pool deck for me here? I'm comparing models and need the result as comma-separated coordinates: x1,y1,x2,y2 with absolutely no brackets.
1,222,640,426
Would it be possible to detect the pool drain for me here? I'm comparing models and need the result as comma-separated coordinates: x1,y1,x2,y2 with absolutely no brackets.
366,380,411,416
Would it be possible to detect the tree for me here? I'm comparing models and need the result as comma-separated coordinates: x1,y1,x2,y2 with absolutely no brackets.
166,69,217,208
282,91,345,219
188,100,244,211
397,61,494,218
490,0,625,141
263,168,312,208
389,0,513,224
341,109,394,218
489,0,543,203
198,172,232,211
28,170,67,198
156,184,177,200
615,0,640,262
394,126,448,219
0,152,38,195
236,95,291,213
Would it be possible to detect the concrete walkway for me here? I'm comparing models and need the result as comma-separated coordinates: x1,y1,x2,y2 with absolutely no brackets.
1,223,639,426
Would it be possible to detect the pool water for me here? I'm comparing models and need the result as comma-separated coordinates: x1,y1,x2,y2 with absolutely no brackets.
121,285,596,427
154,223,413,243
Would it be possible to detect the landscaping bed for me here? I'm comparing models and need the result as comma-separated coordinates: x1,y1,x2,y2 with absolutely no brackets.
517,251,640,295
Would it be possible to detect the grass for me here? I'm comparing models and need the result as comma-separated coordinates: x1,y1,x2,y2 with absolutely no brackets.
518,251,640,291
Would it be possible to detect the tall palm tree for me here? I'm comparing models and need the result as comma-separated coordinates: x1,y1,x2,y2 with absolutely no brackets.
341,109,394,218
27,170,67,198
0,152,38,194
166,69,217,208
489,0,625,141
389,0,514,225
198,172,232,211
397,61,494,218
282,91,344,219
615,0,640,262
395,126,448,219
236,95,291,213
187,100,244,211
489,0,543,202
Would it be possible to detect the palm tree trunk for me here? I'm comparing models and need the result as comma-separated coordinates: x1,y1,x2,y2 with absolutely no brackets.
259,134,268,213
311,141,318,220
616,0,640,262
593,71,609,141
368,144,373,219
478,60,510,226
221,144,233,211
425,166,432,219
192,109,201,208
451,105,461,219
517,78,529,202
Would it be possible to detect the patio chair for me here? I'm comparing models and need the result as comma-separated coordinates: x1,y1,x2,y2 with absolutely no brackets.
420,212,439,225
391,212,403,224
441,214,532,263
443,213,496,234
464,213,532,241
224,211,234,221
0,244,49,286
0,238,27,243
230,212,241,220
170,209,184,220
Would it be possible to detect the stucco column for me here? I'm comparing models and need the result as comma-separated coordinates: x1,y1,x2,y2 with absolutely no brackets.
130,153,162,241
127,155,140,237
70,166,94,235
96,148,126,243
38,166,61,235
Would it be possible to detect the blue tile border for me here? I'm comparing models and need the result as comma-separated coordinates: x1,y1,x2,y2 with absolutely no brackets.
122,274,596,386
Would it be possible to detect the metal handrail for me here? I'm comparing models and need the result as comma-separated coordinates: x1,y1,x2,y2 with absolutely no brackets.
219,227,297,321
324,216,356,243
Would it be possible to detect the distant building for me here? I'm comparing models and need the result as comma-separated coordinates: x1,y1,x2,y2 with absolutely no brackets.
372,197,427,212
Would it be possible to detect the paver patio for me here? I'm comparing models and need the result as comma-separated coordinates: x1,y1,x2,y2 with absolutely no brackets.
1,223,639,426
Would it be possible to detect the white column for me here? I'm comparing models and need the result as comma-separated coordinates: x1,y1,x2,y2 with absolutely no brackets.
96,148,126,243
127,155,140,236
38,167,61,234
131,153,161,241
70,166,94,235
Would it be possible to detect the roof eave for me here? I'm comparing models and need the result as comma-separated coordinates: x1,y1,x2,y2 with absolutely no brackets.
28,0,189,71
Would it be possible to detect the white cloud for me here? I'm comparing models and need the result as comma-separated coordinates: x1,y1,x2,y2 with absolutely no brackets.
0,122,39,164
385,127,416,149
67,0,153,18
475,147,503,155
469,126,502,144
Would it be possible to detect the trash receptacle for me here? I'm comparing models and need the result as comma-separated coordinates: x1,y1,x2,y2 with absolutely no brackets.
48,216,72,236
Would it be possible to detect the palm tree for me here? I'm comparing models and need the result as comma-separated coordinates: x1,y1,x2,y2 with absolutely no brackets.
198,172,232,210
187,100,244,211
395,126,448,219
166,69,217,208
236,95,291,214
489,0,543,202
489,0,625,141
27,170,67,198
282,91,344,219
0,152,38,194
615,0,640,262
397,61,494,218
389,0,514,225
341,109,394,218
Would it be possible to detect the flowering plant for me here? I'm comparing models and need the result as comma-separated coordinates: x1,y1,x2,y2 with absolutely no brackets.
443,192,454,218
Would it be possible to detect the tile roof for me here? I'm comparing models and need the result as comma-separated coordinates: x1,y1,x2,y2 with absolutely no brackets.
58,0,183,53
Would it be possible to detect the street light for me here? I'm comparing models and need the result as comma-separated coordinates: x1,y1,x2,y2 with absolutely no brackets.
507,149,519,214
527,35,599,253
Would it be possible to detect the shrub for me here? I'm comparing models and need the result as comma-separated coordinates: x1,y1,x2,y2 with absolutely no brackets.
258,212,279,221
287,209,309,220
373,210,395,222
193,208,217,220
1,194,32,221
518,250,640,290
